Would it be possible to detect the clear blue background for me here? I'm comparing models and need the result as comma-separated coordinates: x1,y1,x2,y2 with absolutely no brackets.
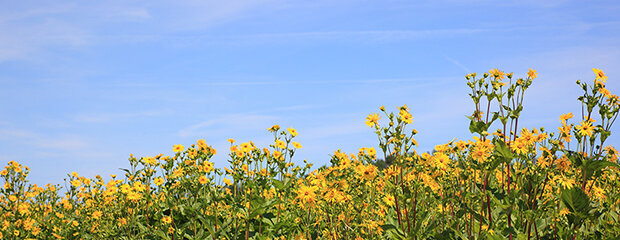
1,0,618,185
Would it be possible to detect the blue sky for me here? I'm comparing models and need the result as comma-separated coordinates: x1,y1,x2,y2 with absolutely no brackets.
1,0,619,186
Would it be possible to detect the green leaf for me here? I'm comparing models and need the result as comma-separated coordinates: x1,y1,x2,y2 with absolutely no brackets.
493,139,514,163
272,179,284,190
561,187,590,214
435,229,458,240
561,186,591,226
584,159,619,180
382,224,406,239
469,119,487,134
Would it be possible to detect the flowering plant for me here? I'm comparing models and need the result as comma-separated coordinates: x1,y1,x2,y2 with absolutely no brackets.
1,68,618,239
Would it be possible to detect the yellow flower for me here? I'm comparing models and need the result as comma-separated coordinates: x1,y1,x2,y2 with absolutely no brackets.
143,156,158,165
365,113,381,127
240,142,252,152
559,112,574,124
273,150,282,160
295,184,318,206
471,136,493,162
268,125,280,132
604,146,618,162
227,138,235,143
576,120,594,137
223,178,232,186
355,164,378,181
287,127,298,137
71,179,82,187
275,140,286,149
383,195,395,207
591,184,606,201
511,138,529,155
557,175,574,189
292,142,302,149
398,107,413,124
263,147,270,156
367,147,376,156
154,177,164,186
198,176,209,185
202,162,214,173
599,87,612,99
173,144,185,153
92,210,102,219
528,68,537,79
489,68,505,80
188,150,197,158
593,68,608,82
162,216,172,224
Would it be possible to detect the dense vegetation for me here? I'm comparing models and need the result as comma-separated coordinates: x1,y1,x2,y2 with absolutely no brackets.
1,68,619,239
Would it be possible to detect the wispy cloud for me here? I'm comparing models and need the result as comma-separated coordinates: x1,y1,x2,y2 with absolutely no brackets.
230,28,486,42
0,18,90,62
161,77,453,87
0,0,282,62
445,56,472,73
268,104,319,112
74,110,169,123
84,21,620,46
0,128,88,151
149,28,487,46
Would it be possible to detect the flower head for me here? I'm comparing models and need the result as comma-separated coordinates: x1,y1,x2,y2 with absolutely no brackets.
365,113,381,127
576,119,595,137
223,178,232,186
162,216,172,224
173,144,185,153
489,68,505,80
275,140,286,149
198,176,209,185
559,112,574,125
268,125,280,132
287,127,298,137
593,68,608,82
154,177,164,186
528,68,537,79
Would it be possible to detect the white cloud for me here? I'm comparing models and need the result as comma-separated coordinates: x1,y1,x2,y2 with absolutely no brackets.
35,136,88,150
74,110,168,123
0,0,284,62
0,18,90,62
192,28,486,45
0,128,88,151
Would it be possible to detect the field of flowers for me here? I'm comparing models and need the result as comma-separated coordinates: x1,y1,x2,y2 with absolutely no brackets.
1,68,619,240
